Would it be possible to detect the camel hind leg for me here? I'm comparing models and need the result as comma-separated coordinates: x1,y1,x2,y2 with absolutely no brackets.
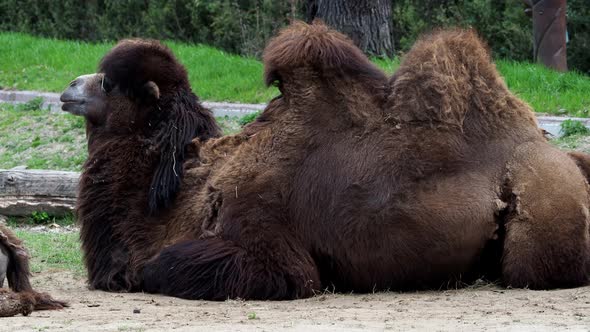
501,143,590,289
142,226,320,300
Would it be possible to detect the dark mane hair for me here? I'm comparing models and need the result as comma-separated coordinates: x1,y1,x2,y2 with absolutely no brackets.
148,91,220,212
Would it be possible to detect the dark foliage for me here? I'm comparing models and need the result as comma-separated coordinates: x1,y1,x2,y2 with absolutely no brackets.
0,0,300,57
567,0,590,74
391,0,532,61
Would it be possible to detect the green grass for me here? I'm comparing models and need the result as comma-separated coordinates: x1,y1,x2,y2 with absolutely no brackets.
13,229,83,275
1,32,588,114
0,32,277,104
560,119,590,137
0,103,87,171
551,134,590,153
0,102,246,171
497,60,590,117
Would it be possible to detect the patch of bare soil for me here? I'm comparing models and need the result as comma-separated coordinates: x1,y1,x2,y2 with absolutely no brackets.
3,271,589,331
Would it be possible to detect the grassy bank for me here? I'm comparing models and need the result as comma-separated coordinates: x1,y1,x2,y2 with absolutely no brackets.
14,229,83,275
0,102,87,171
0,102,244,171
1,32,589,115
497,61,590,117
0,32,277,104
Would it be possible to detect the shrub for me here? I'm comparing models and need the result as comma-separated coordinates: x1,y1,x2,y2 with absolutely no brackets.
567,0,590,75
391,0,531,61
17,97,44,112
238,111,260,126
560,119,590,137
29,211,52,224
0,0,298,57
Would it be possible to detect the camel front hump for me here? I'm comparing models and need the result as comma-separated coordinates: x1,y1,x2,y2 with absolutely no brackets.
501,141,590,289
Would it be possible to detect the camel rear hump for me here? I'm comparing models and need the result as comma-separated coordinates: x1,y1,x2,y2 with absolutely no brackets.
388,29,537,134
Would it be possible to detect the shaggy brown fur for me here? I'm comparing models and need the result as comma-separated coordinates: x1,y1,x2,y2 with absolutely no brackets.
65,21,590,300
61,39,221,291
0,225,67,316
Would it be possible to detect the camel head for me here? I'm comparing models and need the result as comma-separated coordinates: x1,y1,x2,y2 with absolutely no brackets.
60,73,160,131
60,39,218,137
61,39,221,213
60,72,160,130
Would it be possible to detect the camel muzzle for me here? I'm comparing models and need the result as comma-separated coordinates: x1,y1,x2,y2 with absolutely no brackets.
60,73,99,116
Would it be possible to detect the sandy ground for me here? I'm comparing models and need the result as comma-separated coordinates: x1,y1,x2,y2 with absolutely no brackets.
2,271,589,332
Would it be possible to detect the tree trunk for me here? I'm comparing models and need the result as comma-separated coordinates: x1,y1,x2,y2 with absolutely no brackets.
523,0,568,71
307,0,395,57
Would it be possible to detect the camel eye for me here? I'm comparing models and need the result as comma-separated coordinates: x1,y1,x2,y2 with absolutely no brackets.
101,76,114,93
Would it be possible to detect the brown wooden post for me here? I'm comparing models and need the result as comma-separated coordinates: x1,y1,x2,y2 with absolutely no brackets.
523,0,568,71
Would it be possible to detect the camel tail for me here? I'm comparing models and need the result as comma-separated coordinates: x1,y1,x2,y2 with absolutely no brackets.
263,20,386,90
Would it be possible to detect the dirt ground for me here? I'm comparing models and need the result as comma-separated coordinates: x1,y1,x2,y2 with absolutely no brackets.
2,271,589,332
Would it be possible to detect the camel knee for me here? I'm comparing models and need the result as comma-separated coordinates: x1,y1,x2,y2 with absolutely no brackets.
501,220,590,289
500,144,590,289
85,245,139,292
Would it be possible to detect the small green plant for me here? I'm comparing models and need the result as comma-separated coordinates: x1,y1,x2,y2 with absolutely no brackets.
238,111,261,126
6,213,75,227
31,135,42,147
560,119,590,137
247,312,258,320
5,216,21,227
17,97,44,112
29,211,52,224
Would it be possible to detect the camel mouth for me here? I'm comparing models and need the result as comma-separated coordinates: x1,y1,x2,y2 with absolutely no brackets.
61,99,84,104
60,99,86,115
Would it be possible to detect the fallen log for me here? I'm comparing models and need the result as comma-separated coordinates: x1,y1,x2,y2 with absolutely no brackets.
0,169,79,216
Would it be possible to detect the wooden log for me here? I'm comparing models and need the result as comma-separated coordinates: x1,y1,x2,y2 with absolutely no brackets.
0,169,79,216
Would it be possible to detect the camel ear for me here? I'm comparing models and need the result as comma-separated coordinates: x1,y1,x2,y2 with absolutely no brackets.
142,81,160,101
148,90,221,214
